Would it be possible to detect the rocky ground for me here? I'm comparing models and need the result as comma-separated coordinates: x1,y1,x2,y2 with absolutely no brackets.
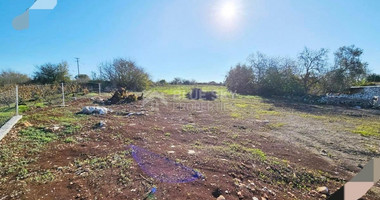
0,86,379,200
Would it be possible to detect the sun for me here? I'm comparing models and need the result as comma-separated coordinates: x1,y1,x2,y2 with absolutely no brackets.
220,1,237,21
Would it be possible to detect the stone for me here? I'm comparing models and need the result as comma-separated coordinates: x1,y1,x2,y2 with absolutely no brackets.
216,195,226,200
317,186,329,195
167,151,175,154
23,121,33,127
45,125,60,132
188,150,196,155
97,121,106,128
252,197,259,200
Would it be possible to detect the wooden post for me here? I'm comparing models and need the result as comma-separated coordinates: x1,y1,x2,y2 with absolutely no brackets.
15,85,19,116
98,83,101,96
61,82,65,106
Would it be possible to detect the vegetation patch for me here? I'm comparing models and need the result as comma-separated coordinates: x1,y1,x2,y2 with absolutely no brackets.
19,127,58,144
0,106,14,127
353,123,380,138
32,170,55,184
74,151,133,186
182,124,198,133
228,143,267,161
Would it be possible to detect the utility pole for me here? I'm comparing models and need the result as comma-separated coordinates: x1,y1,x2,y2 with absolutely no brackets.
75,57,80,78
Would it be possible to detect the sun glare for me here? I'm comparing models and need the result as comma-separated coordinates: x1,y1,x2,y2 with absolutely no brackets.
220,1,237,21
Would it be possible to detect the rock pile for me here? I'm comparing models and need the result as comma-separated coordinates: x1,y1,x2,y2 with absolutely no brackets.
319,86,380,108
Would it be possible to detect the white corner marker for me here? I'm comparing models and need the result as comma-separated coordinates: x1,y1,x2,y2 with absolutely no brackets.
12,0,57,30
30,0,57,10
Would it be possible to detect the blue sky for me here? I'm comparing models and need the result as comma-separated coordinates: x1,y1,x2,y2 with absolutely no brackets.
0,0,379,82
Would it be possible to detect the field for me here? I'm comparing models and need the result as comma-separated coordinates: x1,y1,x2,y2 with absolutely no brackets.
0,85,379,199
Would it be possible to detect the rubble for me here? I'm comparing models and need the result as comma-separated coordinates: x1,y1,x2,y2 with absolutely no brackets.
319,86,380,108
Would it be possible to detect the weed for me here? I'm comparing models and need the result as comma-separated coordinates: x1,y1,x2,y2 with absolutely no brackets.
230,112,242,118
18,105,30,113
64,137,76,143
33,170,55,184
19,127,58,144
164,132,171,137
182,124,197,133
267,122,286,130
352,124,380,137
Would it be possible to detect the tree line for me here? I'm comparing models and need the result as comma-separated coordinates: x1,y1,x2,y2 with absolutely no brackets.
225,45,378,96
0,58,152,92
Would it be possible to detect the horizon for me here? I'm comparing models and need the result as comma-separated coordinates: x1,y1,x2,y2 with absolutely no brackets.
1,0,380,82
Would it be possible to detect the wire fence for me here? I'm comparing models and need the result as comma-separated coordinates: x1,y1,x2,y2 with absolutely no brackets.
0,82,103,127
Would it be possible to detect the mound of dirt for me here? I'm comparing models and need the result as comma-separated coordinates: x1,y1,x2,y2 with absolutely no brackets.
106,88,143,105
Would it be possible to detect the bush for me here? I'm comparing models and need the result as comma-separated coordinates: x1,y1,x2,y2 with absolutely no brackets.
33,62,71,84
225,64,255,95
0,70,30,86
100,58,151,91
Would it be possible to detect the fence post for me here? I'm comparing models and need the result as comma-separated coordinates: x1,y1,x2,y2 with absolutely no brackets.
98,83,101,96
61,82,65,106
15,85,19,116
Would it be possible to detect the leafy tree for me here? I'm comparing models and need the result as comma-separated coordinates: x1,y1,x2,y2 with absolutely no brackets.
156,79,167,85
0,70,30,86
170,77,183,85
100,58,151,91
326,45,368,92
33,62,71,84
298,47,329,94
366,73,380,82
75,74,90,83
225,64,255,95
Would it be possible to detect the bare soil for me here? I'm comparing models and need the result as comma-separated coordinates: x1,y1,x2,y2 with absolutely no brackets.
0,94,379,200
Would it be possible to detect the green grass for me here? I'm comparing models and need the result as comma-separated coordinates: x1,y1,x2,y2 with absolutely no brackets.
164,132,171,137
148,85,231,98
0,106,15,127
33,170,55,184
352,123,380,137
267,122,286,130
63,137,76,143
182,124,198,133
228,143,267,161
18,105,30,113
74,151,133,185
19,127,58,144
230,112,242,118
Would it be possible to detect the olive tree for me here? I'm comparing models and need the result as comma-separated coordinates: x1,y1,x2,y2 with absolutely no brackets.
225,64,255,95
33,62,71,84
100,58,151,91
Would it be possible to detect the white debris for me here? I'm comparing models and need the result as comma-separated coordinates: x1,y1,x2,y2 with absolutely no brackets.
188,150,196,155
81,106,110,115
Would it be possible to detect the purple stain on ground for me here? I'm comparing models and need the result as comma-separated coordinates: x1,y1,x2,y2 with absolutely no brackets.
130,145,202,183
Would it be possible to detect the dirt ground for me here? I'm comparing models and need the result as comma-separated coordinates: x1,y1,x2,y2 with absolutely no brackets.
0,87,379,200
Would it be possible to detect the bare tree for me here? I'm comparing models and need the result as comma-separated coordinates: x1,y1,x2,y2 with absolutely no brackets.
298,47,329,94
